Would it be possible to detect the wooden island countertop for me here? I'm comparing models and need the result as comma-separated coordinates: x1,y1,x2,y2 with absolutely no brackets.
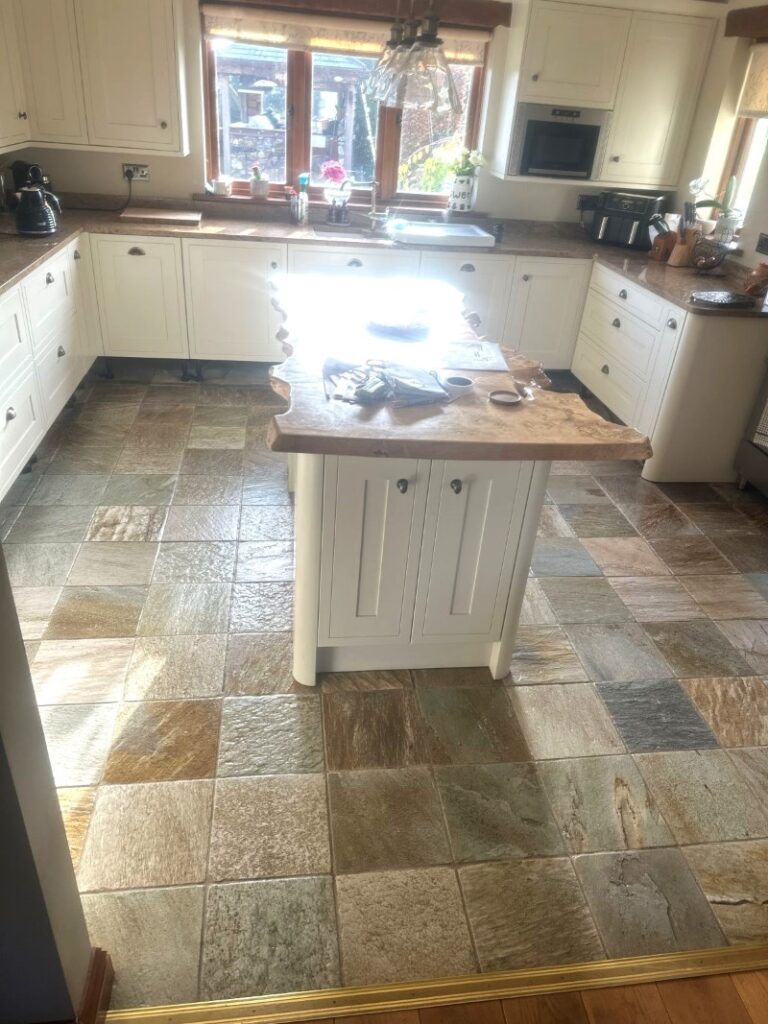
267,275,652,463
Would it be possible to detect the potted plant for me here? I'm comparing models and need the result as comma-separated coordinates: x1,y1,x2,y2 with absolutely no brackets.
690,175,741,243
249,164,270,199
447,148,484,212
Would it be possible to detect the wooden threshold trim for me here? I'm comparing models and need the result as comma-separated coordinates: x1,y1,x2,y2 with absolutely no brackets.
78,948,114,1024
105,943,768,1024
202,0,512,31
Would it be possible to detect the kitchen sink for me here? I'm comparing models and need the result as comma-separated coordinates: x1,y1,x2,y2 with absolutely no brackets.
387,220,496,248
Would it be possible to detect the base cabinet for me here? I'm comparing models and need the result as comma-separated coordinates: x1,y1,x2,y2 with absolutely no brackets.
91,235,188,358
419,253,515,341
504,258,591,369
0,368,45,495
183,239,287,362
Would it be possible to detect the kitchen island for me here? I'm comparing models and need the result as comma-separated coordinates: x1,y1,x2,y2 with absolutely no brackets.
268,276,651,686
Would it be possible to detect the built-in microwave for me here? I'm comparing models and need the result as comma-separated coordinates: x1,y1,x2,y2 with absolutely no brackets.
509,103,609,179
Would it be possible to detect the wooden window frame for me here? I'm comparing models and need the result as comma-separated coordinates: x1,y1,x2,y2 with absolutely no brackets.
203,30,485,207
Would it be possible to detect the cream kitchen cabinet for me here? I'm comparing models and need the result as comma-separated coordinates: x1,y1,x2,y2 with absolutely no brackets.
503,258,591,369
599,13,713,186
288,245,420,278
419,253,515,341
75,0,184,152
519,1,630,109
0,286,33,388
70,235,103,372
14,0,88,145
0,367,45,499
91,235,188,358
0,2,30,150
183,239,287,363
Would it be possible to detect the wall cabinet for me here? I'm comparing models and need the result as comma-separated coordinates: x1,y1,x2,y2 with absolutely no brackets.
91,235,188,358
183,240,287,362
75,0,183,152
503,258,591,369
420,253,515,341
599,13,713,186
0,3,30,149
14,0,88,145
519,1,630,109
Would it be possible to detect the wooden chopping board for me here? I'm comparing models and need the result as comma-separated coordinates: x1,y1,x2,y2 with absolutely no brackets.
119,207,202,225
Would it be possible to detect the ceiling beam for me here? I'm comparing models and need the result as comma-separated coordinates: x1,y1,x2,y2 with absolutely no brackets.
726,5,768,39
202,0,513,31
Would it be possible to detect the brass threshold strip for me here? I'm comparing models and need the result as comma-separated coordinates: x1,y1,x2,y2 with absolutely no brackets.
107,943,768,1024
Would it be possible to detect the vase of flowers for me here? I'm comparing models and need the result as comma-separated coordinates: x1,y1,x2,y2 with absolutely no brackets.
321,160,351,223
690,175,741,244
249,164,269,199
447,149,484,212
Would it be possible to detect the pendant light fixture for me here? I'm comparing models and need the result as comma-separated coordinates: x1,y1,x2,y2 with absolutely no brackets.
365,2,403,100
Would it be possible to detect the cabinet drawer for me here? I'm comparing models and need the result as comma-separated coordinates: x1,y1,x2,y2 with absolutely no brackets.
591,263,666,328
22,248,77,349
35,316,82,424
572,332,644,426
289,246,420,277
0,368,45,497
0,286,33,384
580,289,658,380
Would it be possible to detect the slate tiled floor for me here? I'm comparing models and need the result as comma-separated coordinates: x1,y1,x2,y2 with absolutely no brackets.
4,358,768,1009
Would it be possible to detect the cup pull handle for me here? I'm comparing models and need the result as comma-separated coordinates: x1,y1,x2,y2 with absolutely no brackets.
270,261,278,270
460,263,475,272
347,258,363,268
612,317,621,328
128,246,146,256
601,364,610,375
57,345,66,357
522,274,531,282
618,289,628,299
73,250,81,260
396,478,408,494
45,272,54,284
6,407,17,421
531,72,540,81
450,479,463,494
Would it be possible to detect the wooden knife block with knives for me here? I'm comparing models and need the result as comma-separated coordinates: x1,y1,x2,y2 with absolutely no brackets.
666,201,700,268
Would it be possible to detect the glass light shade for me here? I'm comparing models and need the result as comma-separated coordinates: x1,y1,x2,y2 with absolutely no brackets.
380,44,412,107
739,44,768,118
399,40,461,113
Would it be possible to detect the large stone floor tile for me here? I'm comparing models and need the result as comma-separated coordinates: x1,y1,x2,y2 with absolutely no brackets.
538,755,673,854
684,839,768,944
138,583,230,636
509,626,588,684
336,868,476,985
152,541,236,582
82,886,204,1008
101,474,177,506
39,703,119,786
538,577,630,625
620,503,700,539
4,543,80,585
574,848,724,956
597,679,718,753
235,540,294,582
86,505,167,542
643,620,753,678
210,774,330,880
635,750,768,844
219,695,323,775
459,859,604,971
582,538,670,577
557,504,637,538
329,767,450,872
12,586,61,639
77,779,213,890
200,877,340,998
223,633,296,695
7,505,95,543
125,635,226,700
648,536,737,576
714,620,768,675
323,690,430,770
608,577,705,623
531,538,602,577
162,505,239,542
29,473,109,506
436,763,564,862
563,623,672,683
31,637,134,704
519,578,557,625
171,474,243,506
239,504,295,541
546,475,609,504
229,582,293,632
681,677,768,747
45,586,147,640
508,684,624,759
680,575,768,620
417,685,531,764
57,787,96,871
67,543,158,586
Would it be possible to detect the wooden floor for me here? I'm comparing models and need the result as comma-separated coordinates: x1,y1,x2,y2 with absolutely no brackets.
295,971,768,1023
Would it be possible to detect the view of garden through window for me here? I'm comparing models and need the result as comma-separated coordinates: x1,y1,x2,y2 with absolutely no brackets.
213,38,475,194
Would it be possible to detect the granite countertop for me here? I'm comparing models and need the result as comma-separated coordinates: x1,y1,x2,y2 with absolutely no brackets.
0,208,764,317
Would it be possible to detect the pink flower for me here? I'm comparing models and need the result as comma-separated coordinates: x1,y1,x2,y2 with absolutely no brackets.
321,160,347,184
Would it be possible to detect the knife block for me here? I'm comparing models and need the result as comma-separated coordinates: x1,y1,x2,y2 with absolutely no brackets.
667,229,701,268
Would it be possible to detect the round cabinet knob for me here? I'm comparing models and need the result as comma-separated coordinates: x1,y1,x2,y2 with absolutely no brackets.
601,364,610,375
460,263,476,273
347,258,363,268
270,261,278,270
6,407,17,421
57,345,66,358
610,155,621,163
160,120,168,129
612,317,621,328
128,247,146,256
45,272,54,285
667,317,678,330
450,479,463,494
73,250,81,260
522,274,531,282
618,289,628,300
396,478,409,494
531,72,540,81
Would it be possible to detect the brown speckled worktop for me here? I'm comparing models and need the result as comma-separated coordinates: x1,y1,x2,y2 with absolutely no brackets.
0,209,764,317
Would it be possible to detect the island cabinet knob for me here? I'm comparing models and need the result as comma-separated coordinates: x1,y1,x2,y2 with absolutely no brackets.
270,261,278,270
460,263,476,273
73,250,81,260
128,246,146,256
522,274,531,282
45,272,54,285
450,478,463,494
611,317,621,328
667,317,678,330
396,478,409,494
531,72,540,81
160,120,168,129
601,363,610,375
57,345,66,358
6,407,17,421
618,289,628,299
347,258,363,268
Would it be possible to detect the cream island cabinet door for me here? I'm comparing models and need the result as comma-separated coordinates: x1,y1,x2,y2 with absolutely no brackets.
183,240,287,362
519,1,630,109
413,460,526,642
504,258,591,369
318,456,430,644
91,236,188,358
13,0,88,145
599,13,713,186
74,0,183,151
0,3,30,149
419,253,515,341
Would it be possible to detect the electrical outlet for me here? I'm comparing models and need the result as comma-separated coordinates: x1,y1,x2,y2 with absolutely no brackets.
122,163,150,182
756,232,768,256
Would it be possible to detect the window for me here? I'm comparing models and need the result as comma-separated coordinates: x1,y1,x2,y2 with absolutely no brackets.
204,31,486,203
719,116,768,228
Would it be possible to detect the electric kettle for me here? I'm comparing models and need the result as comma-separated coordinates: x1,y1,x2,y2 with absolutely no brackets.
15,165,60,236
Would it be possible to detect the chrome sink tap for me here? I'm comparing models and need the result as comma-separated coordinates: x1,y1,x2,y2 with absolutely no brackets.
367,180,390,235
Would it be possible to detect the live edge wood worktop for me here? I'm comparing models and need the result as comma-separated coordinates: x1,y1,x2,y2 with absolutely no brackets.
269,275,650,686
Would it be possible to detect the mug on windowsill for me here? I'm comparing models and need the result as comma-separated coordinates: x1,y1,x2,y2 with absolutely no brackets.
213,177,232,197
